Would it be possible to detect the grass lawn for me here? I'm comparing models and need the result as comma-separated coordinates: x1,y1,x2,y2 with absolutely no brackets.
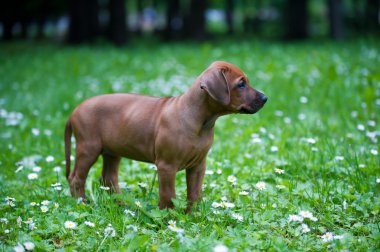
0,38,379,251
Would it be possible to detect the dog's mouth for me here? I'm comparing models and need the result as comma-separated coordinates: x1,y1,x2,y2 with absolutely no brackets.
238,103,265,114
239,107,256,114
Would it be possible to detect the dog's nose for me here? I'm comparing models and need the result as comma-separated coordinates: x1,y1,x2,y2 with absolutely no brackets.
261,94,268,104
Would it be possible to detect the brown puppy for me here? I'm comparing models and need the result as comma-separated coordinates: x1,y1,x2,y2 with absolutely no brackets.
65,61,267,211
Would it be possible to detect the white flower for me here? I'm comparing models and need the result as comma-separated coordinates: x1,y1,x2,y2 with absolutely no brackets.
231,213,243,221
274,168,285,174
300,96,308,103
6,196,16,202
311,147,318,152
41,200,50,206
168,220,176,227
30,202,37,206
135,201,142,208
54,202,59,209
211,202,221,208
126,224,138,232
104,224,116,237
370,149,378,155
299,210,313,219
275,110,283,116
239,191,249,196
216,169,222,174
305,137,316,144
5,229,10,234
376,178,380,184
64,220,77,229
298,113,306,120
32,166,41,172
276,185,286,189
31,128,40,136
27,173,38,180
14,243,25,252
40,206,48,213
255,181,267,191
301,224,310,233
270,146,279,152
321,232,334,243
45,156,54,162
23,242,35,251
53,166,61,172
137,182,148,188
357,124,365,131
51,182,61,187
220,202,235,208
205,170,214,175
284,117,291,124
221,196,227,201
227,175,237,183
288,214,304,222
44,129,52,136
15,166,23,173
334,156,344,161
124,209,136,217
17,216,22,227
100,186,110,191
213,244,228,252
0,218,8,224
84,221,95,227
168,225,184,234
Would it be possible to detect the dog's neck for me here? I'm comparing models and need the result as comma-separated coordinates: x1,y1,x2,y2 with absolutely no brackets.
179,80,228,134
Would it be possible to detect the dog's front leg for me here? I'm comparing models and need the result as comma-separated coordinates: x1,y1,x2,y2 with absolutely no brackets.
185,160,206,213
157,163,177,209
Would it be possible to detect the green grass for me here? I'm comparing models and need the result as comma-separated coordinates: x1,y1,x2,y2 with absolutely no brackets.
0,38,379,251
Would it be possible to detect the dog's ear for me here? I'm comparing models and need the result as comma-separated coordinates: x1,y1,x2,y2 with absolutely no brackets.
200,68,230,105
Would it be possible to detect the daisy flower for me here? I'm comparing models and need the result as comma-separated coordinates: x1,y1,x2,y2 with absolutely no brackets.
84,221,95,227
104,224,116,237
276,185,286,189
231,213,243,221
23,241,35,251
27,173,38,180
288,214,304,222
239,191,249,196
301,224,310,233
64,220,77,229
13,243,25,252
135,201,142,208
213,244,228,252
274,168,285,174
40,206,48,213
321,232,334,243
255,181,267,190
227,175,237,183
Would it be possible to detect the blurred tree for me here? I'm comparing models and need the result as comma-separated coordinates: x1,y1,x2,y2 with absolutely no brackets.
225,0,234,34
285,0,309,39
68,0,99,44
108,0,128,45
164,0,182,40
184,0,208,40
365,0,379,34
328,0,343,40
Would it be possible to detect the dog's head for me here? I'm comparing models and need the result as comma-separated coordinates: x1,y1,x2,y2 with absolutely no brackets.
200,61,267,114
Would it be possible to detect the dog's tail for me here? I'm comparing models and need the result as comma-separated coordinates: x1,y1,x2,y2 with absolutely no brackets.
64,119,72,180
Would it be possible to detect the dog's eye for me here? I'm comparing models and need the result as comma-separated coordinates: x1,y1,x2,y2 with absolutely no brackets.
237,81,246,89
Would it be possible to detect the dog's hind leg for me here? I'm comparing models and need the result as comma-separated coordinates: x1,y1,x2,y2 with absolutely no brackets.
100,154,121,193
69,141,101,199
